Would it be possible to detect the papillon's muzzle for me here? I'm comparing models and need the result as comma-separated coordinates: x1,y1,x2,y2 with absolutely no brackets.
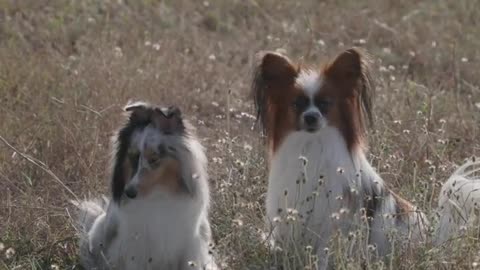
302,111,322,132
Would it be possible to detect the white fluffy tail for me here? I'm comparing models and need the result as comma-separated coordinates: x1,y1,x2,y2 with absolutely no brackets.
436,158,480,244
71,197,109,269
71,196,109,233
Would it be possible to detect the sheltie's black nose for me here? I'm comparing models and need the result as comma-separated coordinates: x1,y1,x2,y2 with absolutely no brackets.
125,186,138,199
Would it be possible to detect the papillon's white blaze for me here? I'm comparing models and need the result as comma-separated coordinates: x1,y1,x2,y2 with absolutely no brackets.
74,102,216,270
253,48,480,268
253,49,373,158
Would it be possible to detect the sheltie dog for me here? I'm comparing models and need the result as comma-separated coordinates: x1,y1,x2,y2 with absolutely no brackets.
73,102,216,270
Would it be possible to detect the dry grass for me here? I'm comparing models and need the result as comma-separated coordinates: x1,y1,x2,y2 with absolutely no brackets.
0,0,479,269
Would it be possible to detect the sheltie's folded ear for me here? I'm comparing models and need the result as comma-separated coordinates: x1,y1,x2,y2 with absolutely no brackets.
152,106,185,135
124,101,152,123
124,101,149,112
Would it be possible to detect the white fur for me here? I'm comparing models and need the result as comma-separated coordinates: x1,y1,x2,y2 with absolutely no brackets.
296,69,321,96
266,122,480,268
98,192,213,270
76,188,216,270
295,70,327,129
75,123,216,270
267,128,361,263
436,159,480,244
264,61,480,268
266,127,427,268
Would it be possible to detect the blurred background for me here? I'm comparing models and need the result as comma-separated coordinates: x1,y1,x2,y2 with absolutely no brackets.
0,1,479,269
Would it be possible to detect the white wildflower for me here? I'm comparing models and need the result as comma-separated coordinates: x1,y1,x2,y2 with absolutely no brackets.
5,247,15,259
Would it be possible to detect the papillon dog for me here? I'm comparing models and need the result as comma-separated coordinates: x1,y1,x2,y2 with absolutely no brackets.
73,102,216,270
252,48,480,267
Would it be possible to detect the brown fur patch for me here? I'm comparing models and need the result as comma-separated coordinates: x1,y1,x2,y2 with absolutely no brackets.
264,86,302,157
391,191,415,212
317,81,366,151
252,49,374,160
390,190,416,221
137,157,183,196
321,48,374,152
252,51,300,159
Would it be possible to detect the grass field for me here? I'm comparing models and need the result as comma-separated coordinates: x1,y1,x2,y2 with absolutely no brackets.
0,0,479,269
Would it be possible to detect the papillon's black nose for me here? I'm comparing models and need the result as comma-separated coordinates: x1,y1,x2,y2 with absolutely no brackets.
304,111,320,126
125,186,138,199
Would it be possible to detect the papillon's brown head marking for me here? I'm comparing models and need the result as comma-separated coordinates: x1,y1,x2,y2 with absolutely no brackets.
252,48,375,157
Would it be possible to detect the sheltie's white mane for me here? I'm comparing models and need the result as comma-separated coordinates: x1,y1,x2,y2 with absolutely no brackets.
73,102,216,270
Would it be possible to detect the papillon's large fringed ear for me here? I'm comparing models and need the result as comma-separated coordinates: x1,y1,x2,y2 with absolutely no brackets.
324,48,365,88
256,51,297,84
252,51,298,132
324,48,374,127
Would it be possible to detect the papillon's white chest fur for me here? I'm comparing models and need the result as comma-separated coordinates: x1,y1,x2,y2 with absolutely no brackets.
266,128,425,260
266,128,359,243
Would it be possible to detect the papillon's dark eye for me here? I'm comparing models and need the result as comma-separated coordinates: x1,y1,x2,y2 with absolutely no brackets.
293,95,310,111
315,99,331,114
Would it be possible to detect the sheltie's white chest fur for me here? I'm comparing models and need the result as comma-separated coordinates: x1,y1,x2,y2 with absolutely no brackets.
106,193,206,269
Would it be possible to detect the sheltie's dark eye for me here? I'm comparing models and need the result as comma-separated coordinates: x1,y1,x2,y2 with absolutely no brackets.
293,95,310,111
128,152,140,171
146,144,175,166
147,154,161,165
157,144,167,157
145,146,166,166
